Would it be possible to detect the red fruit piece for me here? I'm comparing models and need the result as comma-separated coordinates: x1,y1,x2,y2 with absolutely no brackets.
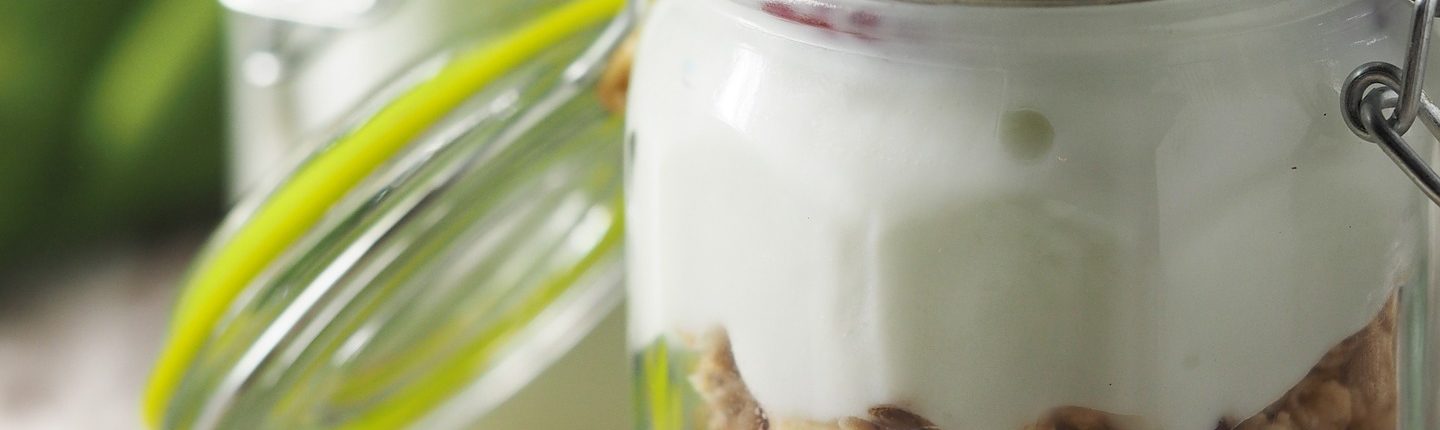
761,1,834,30
850,10,880,28
761,1,795,18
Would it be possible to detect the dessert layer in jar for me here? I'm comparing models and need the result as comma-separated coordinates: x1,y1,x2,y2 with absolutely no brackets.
626,0,1423,428
656,297,1394,429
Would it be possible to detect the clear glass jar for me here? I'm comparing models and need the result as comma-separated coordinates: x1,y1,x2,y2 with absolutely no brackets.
625,0,1435,429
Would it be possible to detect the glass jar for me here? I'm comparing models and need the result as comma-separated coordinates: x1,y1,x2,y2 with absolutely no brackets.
625,0,1436,429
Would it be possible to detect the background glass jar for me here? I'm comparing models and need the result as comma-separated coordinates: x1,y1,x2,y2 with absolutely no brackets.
625,0,1436,429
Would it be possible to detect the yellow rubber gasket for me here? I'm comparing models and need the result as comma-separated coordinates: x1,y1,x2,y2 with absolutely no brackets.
143,0,623,426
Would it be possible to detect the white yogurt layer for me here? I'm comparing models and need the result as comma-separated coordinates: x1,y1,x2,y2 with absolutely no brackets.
627,0,1424,428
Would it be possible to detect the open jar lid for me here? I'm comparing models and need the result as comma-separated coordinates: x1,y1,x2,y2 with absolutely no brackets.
145,0,631,427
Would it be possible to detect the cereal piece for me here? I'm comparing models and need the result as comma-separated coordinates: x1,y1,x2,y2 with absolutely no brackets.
596,33,637,113
868,406,940,429
1022,406,1143,430
838,417,882,430
772,418,845,430
690,330,769,430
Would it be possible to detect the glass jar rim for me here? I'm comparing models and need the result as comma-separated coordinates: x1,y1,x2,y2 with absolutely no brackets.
889,0,1152,5
711,0,1394,60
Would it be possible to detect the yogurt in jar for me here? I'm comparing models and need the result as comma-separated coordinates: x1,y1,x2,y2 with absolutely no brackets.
626,0,1424,428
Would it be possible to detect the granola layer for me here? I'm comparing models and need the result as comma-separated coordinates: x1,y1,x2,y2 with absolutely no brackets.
687,298,1396,430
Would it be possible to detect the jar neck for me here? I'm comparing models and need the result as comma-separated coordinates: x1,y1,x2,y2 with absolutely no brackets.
887,0,1152,5
713,0,1398,61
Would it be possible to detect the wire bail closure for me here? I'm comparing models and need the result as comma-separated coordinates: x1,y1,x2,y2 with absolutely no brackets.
1343,8,1440,430
1342,0,1440,205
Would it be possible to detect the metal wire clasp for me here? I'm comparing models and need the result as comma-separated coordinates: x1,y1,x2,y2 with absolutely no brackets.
1342,0,1440,205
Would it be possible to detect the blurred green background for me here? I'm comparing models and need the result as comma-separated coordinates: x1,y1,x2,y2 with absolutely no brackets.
0,0,225,276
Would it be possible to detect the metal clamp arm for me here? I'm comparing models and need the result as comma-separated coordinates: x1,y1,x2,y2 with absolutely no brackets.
1343,0,1440,206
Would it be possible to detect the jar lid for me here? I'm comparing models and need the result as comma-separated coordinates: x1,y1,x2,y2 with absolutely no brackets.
145,0,628,427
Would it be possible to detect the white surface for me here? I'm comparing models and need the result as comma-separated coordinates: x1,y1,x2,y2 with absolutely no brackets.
0,238,196,430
